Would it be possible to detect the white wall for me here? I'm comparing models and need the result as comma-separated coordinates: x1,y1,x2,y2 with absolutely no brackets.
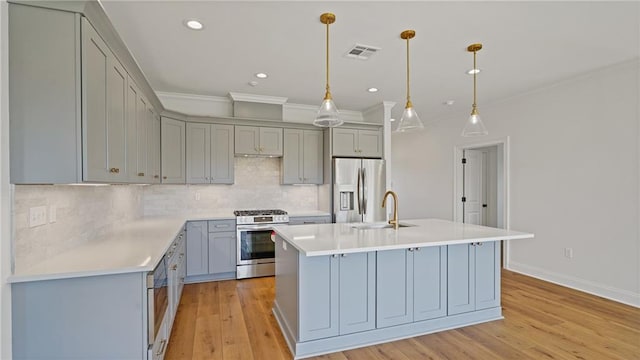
0,0,10,356
392,59,640,306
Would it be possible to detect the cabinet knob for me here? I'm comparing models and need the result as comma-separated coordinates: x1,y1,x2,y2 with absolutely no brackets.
109,167,120,173
408,248,414,252
341,253,347,257
332,254,338,258
477,242,483,246
138,172,144,176
163,176,167,180
154,175,159,179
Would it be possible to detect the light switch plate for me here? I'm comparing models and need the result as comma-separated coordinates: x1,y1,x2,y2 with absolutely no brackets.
29,206,47,228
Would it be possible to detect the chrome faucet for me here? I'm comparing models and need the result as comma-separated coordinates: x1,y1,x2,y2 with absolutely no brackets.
381,190,399,229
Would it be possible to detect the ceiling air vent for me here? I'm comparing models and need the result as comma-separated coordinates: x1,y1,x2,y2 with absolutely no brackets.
344,43,381,60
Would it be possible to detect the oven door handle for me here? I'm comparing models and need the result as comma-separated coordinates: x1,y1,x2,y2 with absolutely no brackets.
237,224,286,231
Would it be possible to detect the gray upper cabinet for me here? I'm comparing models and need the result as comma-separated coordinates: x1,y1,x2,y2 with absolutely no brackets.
148,109,161,183
8,4,159,184
125,77,155,183
82,18,128,183
332,128,382,158
447,242,500,316
161,117,186,184
282,129,323,184
186,123,234,184
235,126,283,156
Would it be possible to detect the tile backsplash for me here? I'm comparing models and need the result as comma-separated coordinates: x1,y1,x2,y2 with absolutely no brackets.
143,157,319,216
13,184,144,272
13,157,320,271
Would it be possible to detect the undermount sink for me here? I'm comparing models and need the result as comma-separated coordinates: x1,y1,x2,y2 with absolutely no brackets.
351,222,416,230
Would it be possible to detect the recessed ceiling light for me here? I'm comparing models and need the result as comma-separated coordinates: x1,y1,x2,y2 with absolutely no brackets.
443,100,455,106
184,19,204,30
255,73,268,79
390,118,396,122
466,68,481,75
248,81,258,87
367,87,379,93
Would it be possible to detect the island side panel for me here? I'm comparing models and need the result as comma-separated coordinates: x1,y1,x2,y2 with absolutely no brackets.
298,252,340,341
12,272,146,360
274,235,300,344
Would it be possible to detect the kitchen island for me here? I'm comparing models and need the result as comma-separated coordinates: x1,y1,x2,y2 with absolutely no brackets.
272,219,534,359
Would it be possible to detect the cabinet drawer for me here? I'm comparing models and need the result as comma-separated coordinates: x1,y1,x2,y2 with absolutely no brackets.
208,219,236,232
289,216,332,225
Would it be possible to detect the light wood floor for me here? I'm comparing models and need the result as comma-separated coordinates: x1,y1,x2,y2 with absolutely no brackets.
166,270,640,360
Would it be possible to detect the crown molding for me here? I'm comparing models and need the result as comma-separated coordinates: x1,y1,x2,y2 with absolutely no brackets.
228,92,288,105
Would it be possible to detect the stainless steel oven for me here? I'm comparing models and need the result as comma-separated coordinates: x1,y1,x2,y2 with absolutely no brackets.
235,210,288,279
147,255,168,351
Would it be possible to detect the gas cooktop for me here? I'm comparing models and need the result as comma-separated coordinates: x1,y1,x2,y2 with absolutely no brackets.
233,209,288,217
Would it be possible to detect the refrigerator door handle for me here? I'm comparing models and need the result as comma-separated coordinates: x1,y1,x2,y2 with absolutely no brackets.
362,167,367,214
356,168,362,215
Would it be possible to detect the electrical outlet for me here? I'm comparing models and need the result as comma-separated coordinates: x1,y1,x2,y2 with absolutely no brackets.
49,205,57,223
564,247,573,259
29,206,47,228
195,191,201,201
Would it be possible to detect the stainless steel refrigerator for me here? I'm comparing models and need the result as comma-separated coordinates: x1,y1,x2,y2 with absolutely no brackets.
333,158,386,223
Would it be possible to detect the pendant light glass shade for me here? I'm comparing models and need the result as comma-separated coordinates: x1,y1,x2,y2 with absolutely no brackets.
462,108,488,136
462,43,488,137
315,97,341,127
395,30,424,133
314,13,343,128
396,101,423,132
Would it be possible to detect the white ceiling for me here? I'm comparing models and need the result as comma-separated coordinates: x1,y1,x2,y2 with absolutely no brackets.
100,1,639,121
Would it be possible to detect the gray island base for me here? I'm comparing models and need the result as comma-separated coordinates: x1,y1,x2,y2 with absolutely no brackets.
272,219,534,359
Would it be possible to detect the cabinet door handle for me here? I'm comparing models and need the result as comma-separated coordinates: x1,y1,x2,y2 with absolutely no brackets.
415,247,421,251
341,253,347,257
477,242,483,246
408,248,414,252
138,172,144,176
109,167,120,173
332,254,338,258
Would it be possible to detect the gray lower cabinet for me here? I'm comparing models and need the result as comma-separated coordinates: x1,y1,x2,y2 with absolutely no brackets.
186,220,237,282
376,246,447,328
447,242,500,315
161,117,186,184
299,252,376,341
288,215,332,225
282,129,323,184
186,123,234,184
186,221,208,276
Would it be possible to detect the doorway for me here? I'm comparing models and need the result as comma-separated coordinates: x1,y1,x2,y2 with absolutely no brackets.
454,138,509,267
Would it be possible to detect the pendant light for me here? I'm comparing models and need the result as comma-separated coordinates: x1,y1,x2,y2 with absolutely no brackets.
462,43,488,137
314,13,343,127
395,30,424,132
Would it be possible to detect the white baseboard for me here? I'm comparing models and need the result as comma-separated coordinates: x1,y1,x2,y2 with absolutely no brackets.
506,261,640,308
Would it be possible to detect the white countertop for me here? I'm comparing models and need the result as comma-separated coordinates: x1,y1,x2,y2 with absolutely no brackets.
288,211,332,217
8,209,326,283
9,216,192,283
273,219,534,257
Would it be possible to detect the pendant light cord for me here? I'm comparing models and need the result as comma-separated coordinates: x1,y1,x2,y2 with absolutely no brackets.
406,37,411,106
472,50,477,109
325,21,330,96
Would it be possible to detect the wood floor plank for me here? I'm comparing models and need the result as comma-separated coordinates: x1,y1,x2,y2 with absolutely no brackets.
166,270,640,360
